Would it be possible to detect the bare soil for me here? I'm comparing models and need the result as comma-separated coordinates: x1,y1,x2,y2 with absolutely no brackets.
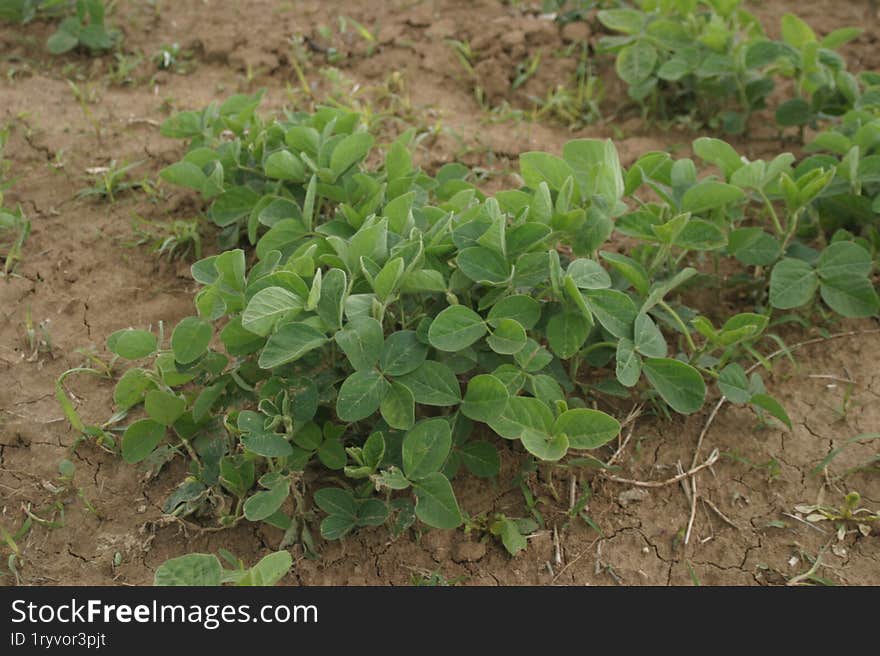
1,0,878,586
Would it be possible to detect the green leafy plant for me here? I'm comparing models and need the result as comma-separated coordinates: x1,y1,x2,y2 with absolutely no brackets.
154,550,293,586
0,195,29,276
45,0,120,55
795,492,878,541
597,0,774,131
77,161,145,203
130,216,203,261
72,92,877,557
596,1,861,134
0,0,66,24
768,14,862,134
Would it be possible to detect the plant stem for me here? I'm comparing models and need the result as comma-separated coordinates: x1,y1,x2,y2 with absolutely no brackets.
759,190,784,236
658,300,696,353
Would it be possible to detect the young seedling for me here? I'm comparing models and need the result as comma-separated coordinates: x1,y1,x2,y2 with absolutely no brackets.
78,161,145,202
154,550,293,586
46,0,120,55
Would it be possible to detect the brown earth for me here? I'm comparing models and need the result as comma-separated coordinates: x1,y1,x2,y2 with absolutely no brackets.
0,0,878,586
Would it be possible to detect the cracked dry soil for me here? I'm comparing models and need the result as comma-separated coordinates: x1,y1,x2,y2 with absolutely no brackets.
1,0,878,586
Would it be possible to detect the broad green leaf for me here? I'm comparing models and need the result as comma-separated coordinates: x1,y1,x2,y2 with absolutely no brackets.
320,514,356,540
642,268,698,311
428,305,487,351
241,433,295,458
552,408,621,449
692,137,744,180
154,554,222,586
487,294,541,329
681,182,745,214
562,139,624,205
211,186,260,227
413,472,462,529
597,8,644,35
519,152,575,191
363,432,386,469
486,318,527,355
242,287,303,336
616,338,641,387
567,259,612,289
377,467,411,491
643,358,706,414
330,132,374,180
675,219,727,250
373,256,405,301
461,374,509,423
527,374,564,405
819,276,880,318
493,517,528,555
719,313,769,344
584,289,638,339
314,487,357,518
171,316,213,364
488,395,554,439
521,429,569,461
751,393,792,429
357,499,389,526
403,418,452,480
258,322,327,368
334,317,384,371
769,258,818,309
380,381,415,430
256,219,307,259
264,150,306,182
306,269,322,311
816,242,872,279
457,246,511,284
617,40,657,85
781,12,816,48
243,479,290,522
546,312,590,358
316,268,347,330
634,313,666,357
113,368,155,410
718,363,750,404
349,219,388,269
107,329,157,360
317,439,348,471
144,390,186,427
336,370,390,422
728,228,781,266
459,441,500,478
291,422,322,450
776,98,811,127
400,269,447,293
244,551,293,586
397,361,461,406
513,338,553,373
122,419,165,463
380,330,428,376
600,251,650,296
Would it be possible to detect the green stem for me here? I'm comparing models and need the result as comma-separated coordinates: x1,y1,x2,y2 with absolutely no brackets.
658,300,696,354
759,190,784,237
781,208,803,252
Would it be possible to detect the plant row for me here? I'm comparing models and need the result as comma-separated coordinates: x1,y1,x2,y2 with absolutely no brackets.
56,85,877,551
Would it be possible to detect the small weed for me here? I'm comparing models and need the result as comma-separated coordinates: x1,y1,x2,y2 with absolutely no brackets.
77,160,145,202
0,200,29,276
129,215,203,260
